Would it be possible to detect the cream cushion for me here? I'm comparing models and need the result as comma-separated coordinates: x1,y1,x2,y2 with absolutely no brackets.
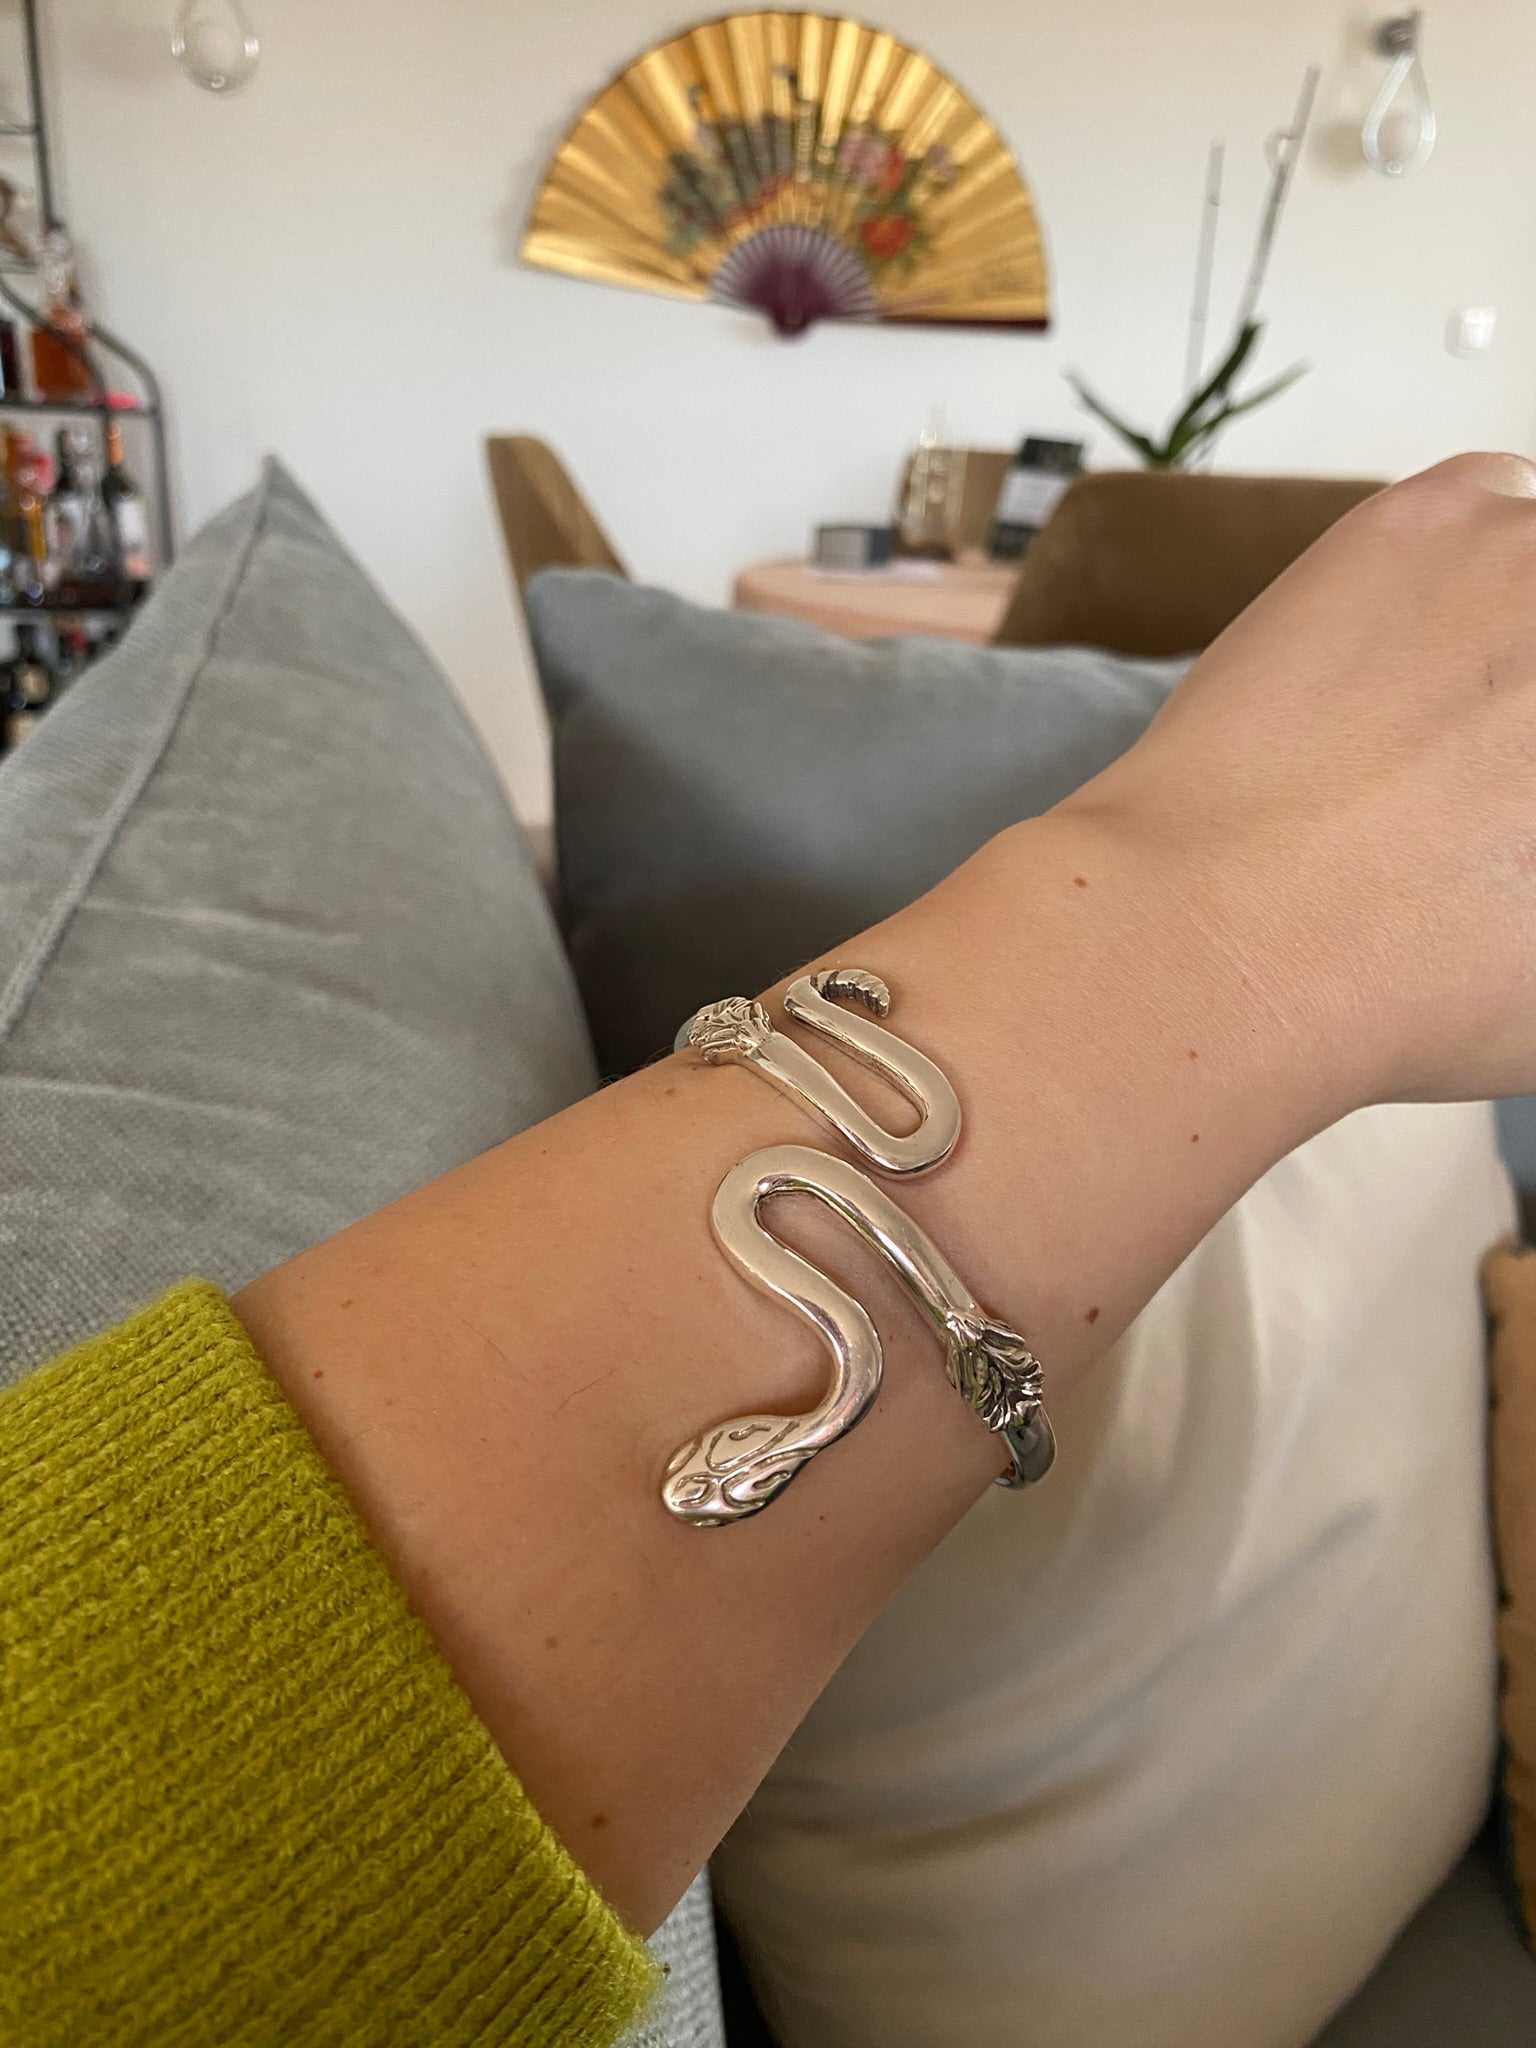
713,1103,1514,2048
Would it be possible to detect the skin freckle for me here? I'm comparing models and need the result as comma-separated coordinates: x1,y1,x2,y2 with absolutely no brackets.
1085,1306,1100,1324
1187,1048,1199,1061
545,1635,560,1651
1191,1132,1200,1143
312,1369,324,1380
589,1813,609,1830
1073,875,1089,888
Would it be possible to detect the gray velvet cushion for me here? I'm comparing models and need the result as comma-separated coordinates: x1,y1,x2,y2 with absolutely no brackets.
0,458,597,1381
0,459,723,2048
527,569,1188,1077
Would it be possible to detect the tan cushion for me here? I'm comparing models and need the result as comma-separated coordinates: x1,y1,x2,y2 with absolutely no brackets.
1483,1242,1536,1940
994,470,1385,656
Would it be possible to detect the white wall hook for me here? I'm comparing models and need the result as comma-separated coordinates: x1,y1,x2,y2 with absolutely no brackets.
1362,12,1436,177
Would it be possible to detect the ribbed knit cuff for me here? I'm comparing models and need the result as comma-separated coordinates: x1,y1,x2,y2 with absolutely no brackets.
0,1279,659,2047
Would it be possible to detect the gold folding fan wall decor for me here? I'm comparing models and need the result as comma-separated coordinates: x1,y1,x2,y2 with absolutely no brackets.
521,12,1050,338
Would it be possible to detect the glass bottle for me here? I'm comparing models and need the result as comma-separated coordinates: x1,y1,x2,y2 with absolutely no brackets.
0,316,22,401
55,619,91,687
45,424,85,584
1,427,30,563
102,421,150,600
17,494,51,607
3,433,52,607
2,621,53,749
30,230,96,403
48,425,118,608
11,622,53,707
0,430,20,606
895,408,962,559
0,695,35,753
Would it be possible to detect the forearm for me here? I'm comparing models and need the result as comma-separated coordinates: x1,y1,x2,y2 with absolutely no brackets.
235,806,1339,1932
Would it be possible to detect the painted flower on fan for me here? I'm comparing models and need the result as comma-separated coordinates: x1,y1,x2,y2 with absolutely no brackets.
860,212,915,261
874,141,907,198
837,126,890,186
924,143,956,186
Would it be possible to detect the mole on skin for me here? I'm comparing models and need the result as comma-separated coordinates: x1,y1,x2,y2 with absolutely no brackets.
1085,1306,1100,1325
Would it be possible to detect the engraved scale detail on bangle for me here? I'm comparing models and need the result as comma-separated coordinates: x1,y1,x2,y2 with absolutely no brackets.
664,968,1055,1527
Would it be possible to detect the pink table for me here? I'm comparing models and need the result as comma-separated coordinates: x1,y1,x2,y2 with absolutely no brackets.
733,554,1016,644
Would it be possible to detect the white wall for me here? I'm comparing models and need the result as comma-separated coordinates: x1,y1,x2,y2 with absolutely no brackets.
23,0,1536,821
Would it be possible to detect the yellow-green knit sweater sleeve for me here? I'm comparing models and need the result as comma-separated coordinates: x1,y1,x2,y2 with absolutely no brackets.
0,1280,659,2047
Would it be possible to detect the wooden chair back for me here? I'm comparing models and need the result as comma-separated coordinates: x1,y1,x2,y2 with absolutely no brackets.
485,435,626,596
993,469,1385,656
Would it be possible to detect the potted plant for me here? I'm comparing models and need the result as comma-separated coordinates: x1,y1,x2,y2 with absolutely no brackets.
1067,69,1318,470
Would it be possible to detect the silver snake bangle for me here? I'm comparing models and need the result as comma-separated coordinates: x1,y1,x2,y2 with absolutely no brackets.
675,966,960,1177
664,968,1055,1528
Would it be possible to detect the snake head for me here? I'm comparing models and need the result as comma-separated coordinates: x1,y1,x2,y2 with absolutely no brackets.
942,1310,1045,1433
662,1417,808,1527
685,996,775,1063
809,967,891,1018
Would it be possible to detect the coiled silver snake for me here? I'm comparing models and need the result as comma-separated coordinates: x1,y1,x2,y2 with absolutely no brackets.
663,968,1055,1527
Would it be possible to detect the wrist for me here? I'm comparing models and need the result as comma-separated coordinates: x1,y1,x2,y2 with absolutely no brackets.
1024,797,1362,1135
835,804,1346,1384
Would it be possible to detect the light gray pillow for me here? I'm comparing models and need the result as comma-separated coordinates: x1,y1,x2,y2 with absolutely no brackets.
0,457,595,1375
0,459,724,2048
526,569,1188,1077
0,460,729,2048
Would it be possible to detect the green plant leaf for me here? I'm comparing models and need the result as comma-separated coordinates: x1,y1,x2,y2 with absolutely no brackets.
1162,319,1264,452
1168,360,1310,468
1207,360,1310,425
1163,411,1215,466
1065,373,1162,465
